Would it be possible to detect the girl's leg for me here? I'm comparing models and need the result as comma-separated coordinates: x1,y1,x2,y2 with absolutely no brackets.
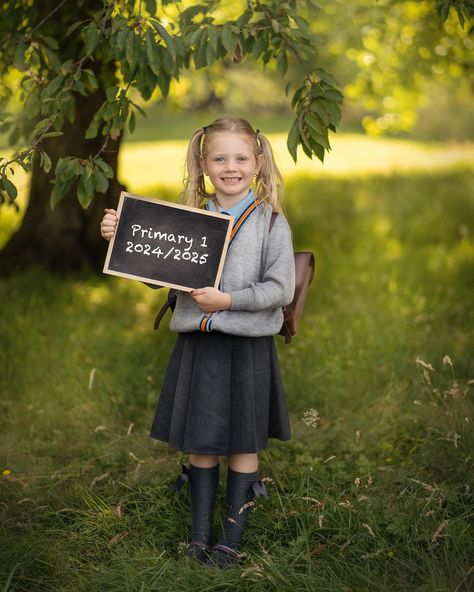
227,452,258,472
185,454,220,562
189,454,219,467
208,452,266,568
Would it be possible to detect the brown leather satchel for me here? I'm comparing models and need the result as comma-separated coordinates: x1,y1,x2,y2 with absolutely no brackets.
269,211,315,344
153,212,316,344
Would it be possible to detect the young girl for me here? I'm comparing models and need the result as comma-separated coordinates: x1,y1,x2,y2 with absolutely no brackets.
100,117,295,569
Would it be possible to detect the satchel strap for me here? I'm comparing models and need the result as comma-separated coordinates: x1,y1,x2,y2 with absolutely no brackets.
269,210,278,233
153,289,178,330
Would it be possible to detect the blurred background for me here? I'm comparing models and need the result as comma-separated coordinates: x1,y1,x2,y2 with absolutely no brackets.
1,1,473,590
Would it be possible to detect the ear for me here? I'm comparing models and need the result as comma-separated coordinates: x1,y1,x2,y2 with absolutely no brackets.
199,155,207,175
255,153,264,175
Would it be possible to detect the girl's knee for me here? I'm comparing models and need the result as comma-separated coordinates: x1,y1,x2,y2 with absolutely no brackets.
189,453,219,468
227,452,258,472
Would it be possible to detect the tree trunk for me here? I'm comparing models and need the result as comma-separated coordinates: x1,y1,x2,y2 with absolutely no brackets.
0,86,125,274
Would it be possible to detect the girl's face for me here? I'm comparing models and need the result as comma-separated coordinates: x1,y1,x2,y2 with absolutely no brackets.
200,132,263,205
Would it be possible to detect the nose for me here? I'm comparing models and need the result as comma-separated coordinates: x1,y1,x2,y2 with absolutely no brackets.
225,159,238,171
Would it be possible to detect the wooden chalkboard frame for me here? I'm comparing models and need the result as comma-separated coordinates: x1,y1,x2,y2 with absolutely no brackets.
103,192,234,291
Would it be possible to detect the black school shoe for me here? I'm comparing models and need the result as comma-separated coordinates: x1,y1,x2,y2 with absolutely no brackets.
184,540,212,564
205,543,245,568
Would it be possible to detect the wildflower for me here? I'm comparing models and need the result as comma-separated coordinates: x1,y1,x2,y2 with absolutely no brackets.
88,368,96,390
385,457,393,463
415,356,435,387
355,430,361,444
354,477,362,488
415,357,435,371
128,451,143,463
431,520,449,544
2,469,11,476
362,523,375,538
413,400,421,405
442,355,453,367
302,408,320,428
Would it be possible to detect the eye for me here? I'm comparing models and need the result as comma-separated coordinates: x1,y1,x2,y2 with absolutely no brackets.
237,156,248,161
214,157,225,162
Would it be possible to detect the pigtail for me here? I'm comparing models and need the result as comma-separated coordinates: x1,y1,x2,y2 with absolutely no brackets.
254,132,284,213
180,128,209,208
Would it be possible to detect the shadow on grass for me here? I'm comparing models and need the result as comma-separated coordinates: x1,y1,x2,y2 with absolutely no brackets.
1,167,473,591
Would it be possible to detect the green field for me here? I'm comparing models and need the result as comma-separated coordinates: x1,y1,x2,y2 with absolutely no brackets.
1,130,473,590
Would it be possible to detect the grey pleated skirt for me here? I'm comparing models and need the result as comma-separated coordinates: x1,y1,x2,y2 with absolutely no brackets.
149,331,291,454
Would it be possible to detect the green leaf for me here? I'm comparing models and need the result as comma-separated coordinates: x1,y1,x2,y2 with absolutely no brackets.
314,68,338,87
77,169,94,208
85,117,100,139
50,181,67,208
436,0,451,22
41,131,63,139
44,47,61,72
116,27,128,51
151,20,176,60
221,26,234,53
252,35,266,59
106,85,118,102
126,29,137,71
157,71,170,96
1,178,18,201
93,168,109,193
309,137,325,163
145,0,157,15
306,112,325,136
208,26,218,52
61,60,75,75
85,21,99,54
67,20,86,36
128,111,136,134
96,159,113,178
84,69,99,90
323,88,344,103
287,118,299,162
291,86,305,109
195,31,208,69
40,35,59,50
277,50,288,76
205,42,215,65
235,10,252,27
41,151,52,173
13,42,26,71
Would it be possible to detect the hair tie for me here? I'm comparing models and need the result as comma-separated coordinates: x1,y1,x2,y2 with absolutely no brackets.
256,128,260,135
202,125,208,133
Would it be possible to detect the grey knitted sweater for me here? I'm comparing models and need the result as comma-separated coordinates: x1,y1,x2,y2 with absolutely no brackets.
168,203,295,337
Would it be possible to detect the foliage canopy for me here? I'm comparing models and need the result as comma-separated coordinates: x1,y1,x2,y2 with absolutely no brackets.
0,0,472,210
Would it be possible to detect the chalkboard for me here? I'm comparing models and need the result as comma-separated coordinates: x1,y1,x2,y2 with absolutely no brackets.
103,192,234,291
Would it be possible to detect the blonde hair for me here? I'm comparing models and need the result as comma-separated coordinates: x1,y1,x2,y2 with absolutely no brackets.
180,116,284,213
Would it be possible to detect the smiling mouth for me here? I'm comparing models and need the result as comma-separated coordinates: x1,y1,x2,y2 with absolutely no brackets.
221,177,242,183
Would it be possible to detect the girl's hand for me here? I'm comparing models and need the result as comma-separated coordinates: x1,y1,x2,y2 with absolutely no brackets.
190,287,232,313
100,208,118,241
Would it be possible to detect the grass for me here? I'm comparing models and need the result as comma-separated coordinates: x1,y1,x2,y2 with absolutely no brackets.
1,162,473,590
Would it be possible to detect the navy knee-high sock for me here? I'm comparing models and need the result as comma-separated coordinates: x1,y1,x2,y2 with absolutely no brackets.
188,462,220,546
216,467,261,551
